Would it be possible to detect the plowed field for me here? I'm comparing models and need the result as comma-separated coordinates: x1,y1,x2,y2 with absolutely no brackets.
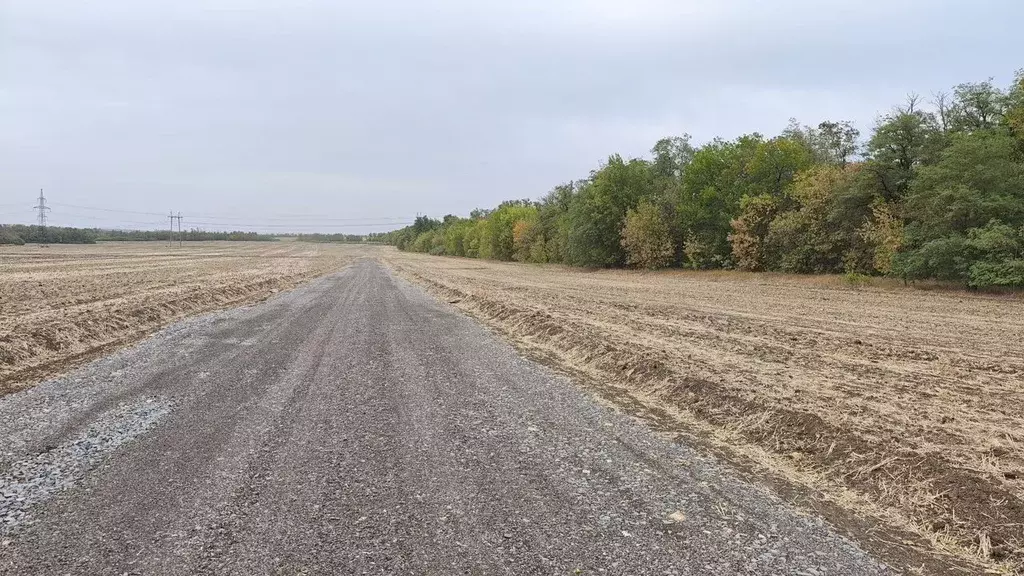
0,241,363,393
383,250,1024,573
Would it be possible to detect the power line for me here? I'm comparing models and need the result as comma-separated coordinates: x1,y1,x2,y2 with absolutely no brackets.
48,213,166,226
180,213,414,223
46,215,407,230
23,197,411,235
168,221,413,229
49,202,166,217
49,201,413,222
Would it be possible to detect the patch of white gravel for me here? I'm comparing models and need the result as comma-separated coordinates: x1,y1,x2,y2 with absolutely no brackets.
0,397,172,534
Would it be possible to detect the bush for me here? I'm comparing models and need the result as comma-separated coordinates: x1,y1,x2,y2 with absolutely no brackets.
843,271,872,288
729,194,779,271
480,201,537,261
891,234,972,282
411,231,435,253
683,234,729,269
969,260,1024,289
443,220,473,257
620,200,675,269
860,200,903,275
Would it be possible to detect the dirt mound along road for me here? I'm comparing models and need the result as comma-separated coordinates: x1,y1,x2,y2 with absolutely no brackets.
383,250,1024,574
0,242,365,393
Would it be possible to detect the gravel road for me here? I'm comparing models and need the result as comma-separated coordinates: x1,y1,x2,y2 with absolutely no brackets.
0,259,893,575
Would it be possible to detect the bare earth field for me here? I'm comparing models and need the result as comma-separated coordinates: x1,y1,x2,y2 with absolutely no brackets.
4,242,1023,573
383,250,1024,574
0,241,362,393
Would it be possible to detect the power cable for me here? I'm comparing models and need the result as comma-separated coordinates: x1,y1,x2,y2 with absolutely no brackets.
50,202,414,222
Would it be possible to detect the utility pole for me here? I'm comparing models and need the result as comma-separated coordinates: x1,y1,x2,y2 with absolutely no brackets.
175,212,183,247
33,189,51,247
169,211,175,247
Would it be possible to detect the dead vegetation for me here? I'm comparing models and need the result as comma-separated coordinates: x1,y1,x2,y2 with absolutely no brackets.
0,241,362,393
383,249,1024,575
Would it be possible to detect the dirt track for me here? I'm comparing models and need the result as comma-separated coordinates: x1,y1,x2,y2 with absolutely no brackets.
0,260,892,575
0,242,357,393
383,250,1024,573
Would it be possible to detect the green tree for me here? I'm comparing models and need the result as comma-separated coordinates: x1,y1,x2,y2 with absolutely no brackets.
894,129,1024,284
480,200,537,261
650,135,694,181
946,79,1007,133
443,219,474,257
782,119,859,166
677,136,761,268
766,164,872,273
464,218,487,258
566,155,654,267
411,230,435,253
863,97,944,201
512,213,541,263
535,182,578,264
678,134,813,269
1006,70,1024,147
817,121,860,166
903,131,1024,241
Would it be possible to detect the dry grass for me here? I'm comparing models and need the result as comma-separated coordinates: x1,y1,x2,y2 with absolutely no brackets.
383,250,1024,575
0,241,365,392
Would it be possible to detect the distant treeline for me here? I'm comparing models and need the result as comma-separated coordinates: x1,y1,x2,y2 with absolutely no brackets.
295,233,367,243
380,71,1024,290
0,224,277,245
0,224,97,245
96,228,277,242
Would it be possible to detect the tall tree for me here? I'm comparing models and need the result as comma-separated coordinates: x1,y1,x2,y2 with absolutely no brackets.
650,135,695,181
947,79,1007,133
817,121,861,166
566,155,654,267
864,96,944,201
677,135,762,268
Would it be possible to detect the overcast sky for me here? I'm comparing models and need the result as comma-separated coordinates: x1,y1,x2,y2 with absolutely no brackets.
1,0,1021,233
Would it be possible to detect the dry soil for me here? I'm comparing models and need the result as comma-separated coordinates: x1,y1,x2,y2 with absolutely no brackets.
0,241,361,393
383,249,1024,574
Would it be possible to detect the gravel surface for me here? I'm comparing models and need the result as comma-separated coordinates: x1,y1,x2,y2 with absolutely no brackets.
0,260,894,575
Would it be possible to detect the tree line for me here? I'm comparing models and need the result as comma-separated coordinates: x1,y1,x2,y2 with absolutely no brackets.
0,225,98,245
97,228,277,242
294,233,368,243
0,225,277,244
381,71,1024,289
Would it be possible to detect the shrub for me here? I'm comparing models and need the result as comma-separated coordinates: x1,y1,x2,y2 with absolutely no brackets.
411,231,435,253
729,194,779,271
969,260,1024,289
620,200,675,269
860,199,903,275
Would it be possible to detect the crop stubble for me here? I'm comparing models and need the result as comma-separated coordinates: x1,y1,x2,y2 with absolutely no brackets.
383,249,1024,573
0,241,362,393
3,242,1022,572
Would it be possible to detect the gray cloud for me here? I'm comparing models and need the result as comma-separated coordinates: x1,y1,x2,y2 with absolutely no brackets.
2,0,1021,231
